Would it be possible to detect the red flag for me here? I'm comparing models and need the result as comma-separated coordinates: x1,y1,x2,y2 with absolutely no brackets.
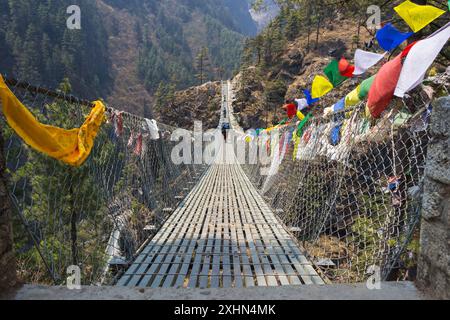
401,41,418,58
367,54,403,118
282,103,297,119
338,57,355,78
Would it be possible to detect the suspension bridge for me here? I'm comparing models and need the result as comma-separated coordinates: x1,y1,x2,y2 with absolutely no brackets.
117,83,324,287
1,74,442,297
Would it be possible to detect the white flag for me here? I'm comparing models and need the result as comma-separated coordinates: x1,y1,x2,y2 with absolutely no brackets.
295,98,308,111
145,119,160,140
395,23,450,98
353,49,386,76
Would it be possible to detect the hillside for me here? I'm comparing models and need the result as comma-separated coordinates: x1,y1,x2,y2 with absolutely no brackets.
232,1,450,130
233,19,374,129
0,0,111,99
97,0,257,116
0,0,258,117
153,81,222,129
249,0,280,31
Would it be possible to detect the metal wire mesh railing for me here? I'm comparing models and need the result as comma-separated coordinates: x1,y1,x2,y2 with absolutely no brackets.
0,79,208,286
240,92,438,283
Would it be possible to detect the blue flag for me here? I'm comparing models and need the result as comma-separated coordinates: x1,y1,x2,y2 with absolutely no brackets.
332,98,345,112
376,23,413,51
303,89,320,106
330,124,343,146
329,98,345,146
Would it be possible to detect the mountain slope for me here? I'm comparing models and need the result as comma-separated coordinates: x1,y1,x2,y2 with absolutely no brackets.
0,0,258,117
0,0,111,100
233,2,450,129
249,0,280,32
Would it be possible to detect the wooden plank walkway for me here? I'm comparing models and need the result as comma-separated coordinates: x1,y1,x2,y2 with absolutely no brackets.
117,144,324,288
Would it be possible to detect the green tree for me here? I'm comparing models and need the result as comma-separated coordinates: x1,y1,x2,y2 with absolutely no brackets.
195,47,212,85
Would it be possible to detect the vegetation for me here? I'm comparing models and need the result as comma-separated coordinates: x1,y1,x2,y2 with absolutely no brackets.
195,47,212,85
0,0,258,104
0,0,111,99
4,81,117,284
133,0,251,92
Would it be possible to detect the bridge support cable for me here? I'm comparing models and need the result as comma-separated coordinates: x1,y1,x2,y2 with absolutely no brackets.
0,78,208,285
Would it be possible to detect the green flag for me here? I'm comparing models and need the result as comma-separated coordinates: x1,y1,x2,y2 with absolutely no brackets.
358,75,376,100
324,60,347,87
296,113,313,137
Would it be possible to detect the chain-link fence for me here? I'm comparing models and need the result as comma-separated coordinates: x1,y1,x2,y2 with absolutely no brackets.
241,91,439,283
0,79,208,286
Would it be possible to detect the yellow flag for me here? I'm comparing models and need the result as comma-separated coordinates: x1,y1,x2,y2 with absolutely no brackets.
365,104,372,119
297,110,305,121
0,75,105,167
345,85,361,108
394,1,445,33
312,75,334,99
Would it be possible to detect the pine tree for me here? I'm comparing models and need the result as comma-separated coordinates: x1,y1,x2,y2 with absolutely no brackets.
195,47,212,85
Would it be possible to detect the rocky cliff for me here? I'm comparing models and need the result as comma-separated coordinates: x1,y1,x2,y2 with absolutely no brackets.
154,81,222,130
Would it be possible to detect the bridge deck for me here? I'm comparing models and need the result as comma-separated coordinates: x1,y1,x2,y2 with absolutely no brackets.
118,149,324,288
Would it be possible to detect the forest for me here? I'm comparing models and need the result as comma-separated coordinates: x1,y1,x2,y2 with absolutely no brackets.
0,0,111,99
0,0,258,102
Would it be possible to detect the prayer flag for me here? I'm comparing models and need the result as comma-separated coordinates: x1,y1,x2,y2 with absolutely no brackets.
0,75,105,166
353,49,386,76
345,86,361,108
324,60,347,87
395,23,450,97
311,75,334,99
338,57,355,78
303,89,320,105
295,98,308,111
376,23,413,51
359,75,376,100
333,98,345,112
297,110,306,121
367,54,403,118
394,1,445,33
145,118,160,140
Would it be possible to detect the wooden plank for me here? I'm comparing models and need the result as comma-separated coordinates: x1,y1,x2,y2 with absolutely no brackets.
161,167,216,288
227,164,244,287
236,166,296,285
187,166,220,288
237,170,277,287
119,165,214,287
119,150,324,288
221,165,232,288
232,166,267,286
228,166,253,287
210,165,224,288
236,163,324,285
